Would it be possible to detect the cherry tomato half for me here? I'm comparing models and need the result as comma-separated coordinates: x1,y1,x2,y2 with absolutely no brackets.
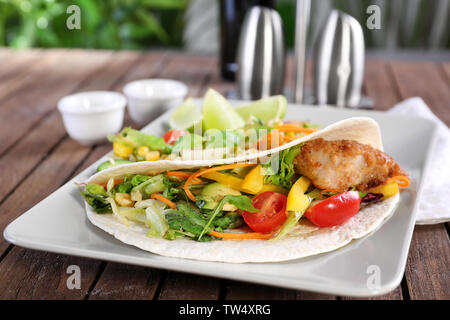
242,191,287,233
305,191,361,227
163,130,188,145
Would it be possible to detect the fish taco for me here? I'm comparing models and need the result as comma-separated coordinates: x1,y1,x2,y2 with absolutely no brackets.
79,117,409,263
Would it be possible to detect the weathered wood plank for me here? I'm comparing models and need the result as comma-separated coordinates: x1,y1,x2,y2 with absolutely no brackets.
389,61,450,126
0,50,64,102
0,49,112,155
0,138,91,255
158,272,222,300
89,263,162,300
404,225,450,300
156,52,216,97
0,248,102,300
364,59,401,110
0,111,67,202
0,49,42,81
112,51,169,91
0,51,141,206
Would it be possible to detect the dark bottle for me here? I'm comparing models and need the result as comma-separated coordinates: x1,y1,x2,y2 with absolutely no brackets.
219,0,275,81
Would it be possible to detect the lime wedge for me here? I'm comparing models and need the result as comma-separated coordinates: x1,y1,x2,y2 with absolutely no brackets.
235,95,287,124
202,88,245,130
169,97,203,130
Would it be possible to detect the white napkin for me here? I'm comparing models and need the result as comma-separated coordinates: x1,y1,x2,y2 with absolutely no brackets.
387,97,450,224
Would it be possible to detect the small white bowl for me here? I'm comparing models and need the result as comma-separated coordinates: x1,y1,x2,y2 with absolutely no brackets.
123,79,187,125
57,91,126,146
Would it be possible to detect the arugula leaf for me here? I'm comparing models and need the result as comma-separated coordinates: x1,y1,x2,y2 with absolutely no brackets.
166,211,205,236
177,203,207,228
199,195,258,240
115,174,151,193
262,145,302,189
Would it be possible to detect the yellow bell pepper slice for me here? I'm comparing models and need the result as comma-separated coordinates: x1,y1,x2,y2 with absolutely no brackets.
273,176,311,240
286,176,311,212
241,165,264,194
369,182,399,199
202,170,288,195
113,141,133,158
201,171,243,190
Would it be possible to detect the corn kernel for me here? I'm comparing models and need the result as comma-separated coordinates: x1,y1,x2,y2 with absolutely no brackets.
137,146,150,157
145,150,160,161
114,193,134,207
113,142,133,158
285,132,295,138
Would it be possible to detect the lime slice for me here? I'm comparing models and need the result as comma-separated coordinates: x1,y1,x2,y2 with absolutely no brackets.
169,97,203,130
235,95,287,124
202,88,245,130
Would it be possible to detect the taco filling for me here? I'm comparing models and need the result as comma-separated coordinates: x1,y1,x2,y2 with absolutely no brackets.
80,138,409,243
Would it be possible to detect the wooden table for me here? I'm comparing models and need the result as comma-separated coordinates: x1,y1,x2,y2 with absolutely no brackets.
0,49,448,300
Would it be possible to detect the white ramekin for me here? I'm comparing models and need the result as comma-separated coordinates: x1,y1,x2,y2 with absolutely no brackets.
123,79,187,125
57,91,126,146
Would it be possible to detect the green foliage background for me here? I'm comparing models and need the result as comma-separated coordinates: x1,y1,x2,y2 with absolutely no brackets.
0,0,187,49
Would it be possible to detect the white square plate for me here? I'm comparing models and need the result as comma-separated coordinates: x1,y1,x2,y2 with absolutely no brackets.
4,102,438,297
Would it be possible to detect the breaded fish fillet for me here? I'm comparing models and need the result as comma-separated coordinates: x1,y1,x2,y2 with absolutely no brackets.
293,138,407,191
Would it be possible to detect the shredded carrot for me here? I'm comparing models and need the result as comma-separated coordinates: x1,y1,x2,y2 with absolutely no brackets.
275,124,317,134
208,230,273,240
184,163,256,201
166,171,203,184
385,175,410,188
151,193,177,209
254,131,284,150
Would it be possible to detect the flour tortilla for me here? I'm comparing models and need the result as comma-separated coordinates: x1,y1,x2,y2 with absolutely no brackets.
83,117,399,263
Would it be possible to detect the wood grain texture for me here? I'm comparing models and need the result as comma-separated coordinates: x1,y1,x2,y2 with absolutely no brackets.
363,59,401,110
0,248,102,300
404,225,450,299
156,52,216,96
89,263,162,300
0,51,141,204
158,272,222,300
389,61,450,126
0,138,91,255
0,49,41,82
0,50,112,155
